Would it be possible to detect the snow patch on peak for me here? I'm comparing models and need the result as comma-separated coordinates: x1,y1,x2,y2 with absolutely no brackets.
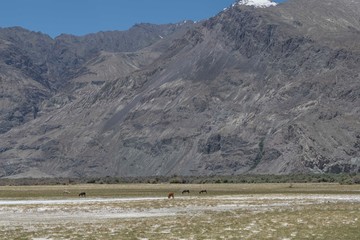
234,0,277,8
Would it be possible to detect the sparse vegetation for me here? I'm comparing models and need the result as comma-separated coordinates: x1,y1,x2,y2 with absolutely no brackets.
0,183,359,239
1,173,360,186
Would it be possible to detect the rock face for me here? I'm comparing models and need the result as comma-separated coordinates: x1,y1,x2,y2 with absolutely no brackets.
0,0,360,178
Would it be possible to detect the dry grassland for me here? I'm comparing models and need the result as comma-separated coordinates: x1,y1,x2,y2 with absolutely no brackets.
0,183,359,239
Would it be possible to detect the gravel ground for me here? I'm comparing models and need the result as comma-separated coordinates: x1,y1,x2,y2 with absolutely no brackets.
1,194,359,225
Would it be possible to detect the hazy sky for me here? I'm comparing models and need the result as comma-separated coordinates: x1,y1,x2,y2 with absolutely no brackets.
0,0,286,38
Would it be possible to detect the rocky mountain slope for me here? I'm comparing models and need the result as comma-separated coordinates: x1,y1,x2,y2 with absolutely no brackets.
0,23,192,133
0,0,360,178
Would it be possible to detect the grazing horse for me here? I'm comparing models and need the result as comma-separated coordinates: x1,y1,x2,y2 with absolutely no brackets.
168,192,175,199
199,190,207,194
79,192,86,197
182,190,190,194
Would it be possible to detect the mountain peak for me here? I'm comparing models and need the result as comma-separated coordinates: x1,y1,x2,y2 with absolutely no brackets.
234,0,278,8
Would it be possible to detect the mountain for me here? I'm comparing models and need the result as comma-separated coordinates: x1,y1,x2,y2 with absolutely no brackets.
0,23,192,134
0,0,359,178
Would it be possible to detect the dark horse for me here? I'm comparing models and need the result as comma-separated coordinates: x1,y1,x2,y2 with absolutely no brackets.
199,190,207,194
182,190,190,194
79,192,86,197
168,192,175,199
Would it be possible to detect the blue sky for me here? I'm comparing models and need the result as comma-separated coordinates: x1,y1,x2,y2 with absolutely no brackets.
0,0,286,38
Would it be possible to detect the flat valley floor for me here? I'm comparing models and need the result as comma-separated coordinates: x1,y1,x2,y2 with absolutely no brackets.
0,183,359,239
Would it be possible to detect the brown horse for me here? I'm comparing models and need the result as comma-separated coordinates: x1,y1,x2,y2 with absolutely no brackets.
199,190,207,194
79,192,86,197
168,192,175,199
